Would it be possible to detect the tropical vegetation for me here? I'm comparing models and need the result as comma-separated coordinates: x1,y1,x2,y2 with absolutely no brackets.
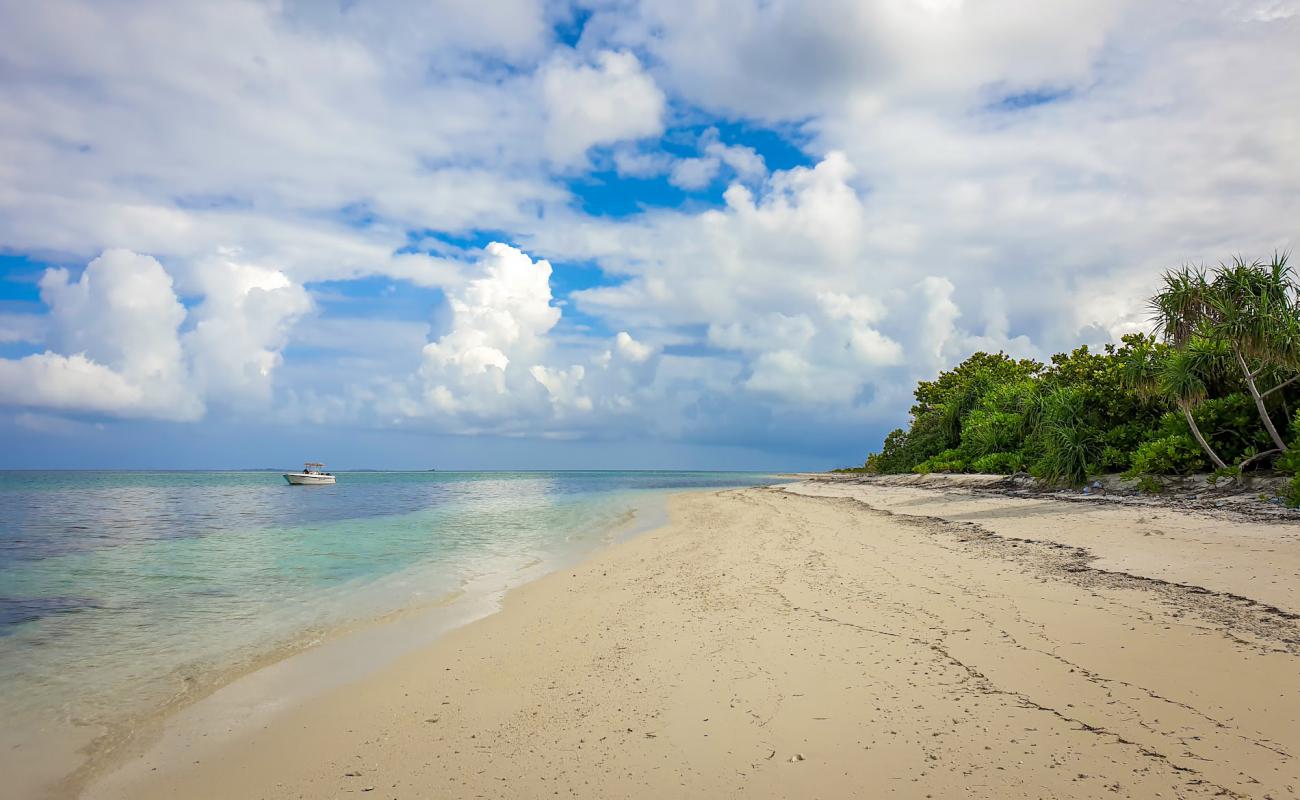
859,254,1300,500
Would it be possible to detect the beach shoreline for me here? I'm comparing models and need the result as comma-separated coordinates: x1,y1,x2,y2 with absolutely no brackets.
14,483,682,800
85,479,1300,799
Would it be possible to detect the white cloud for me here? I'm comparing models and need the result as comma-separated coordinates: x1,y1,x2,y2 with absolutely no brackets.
528,147,1058,427
183,251,313,407
542,50,667,165
596,0,1125,120
611,146,672,178
581,331,662,416
546,153,871,326
668,158,721,190
400,244,667,431
530,364,593,414
282,0,550,65
0,313,45,344
1,1,1298,461
0,0,564,285
417,243,562,421
0,249,201,419
613,331,654,363
668,128,767,189
0,247,313,421
0,353,154,416
714,143,765,182
519,0,1299,448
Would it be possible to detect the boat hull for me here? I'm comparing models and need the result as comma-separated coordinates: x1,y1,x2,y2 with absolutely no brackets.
283,473,336,485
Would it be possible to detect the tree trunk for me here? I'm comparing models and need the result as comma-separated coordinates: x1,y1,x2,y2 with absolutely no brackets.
1233,346,1289,451
1182,404,1228,470
1238,448,1281,471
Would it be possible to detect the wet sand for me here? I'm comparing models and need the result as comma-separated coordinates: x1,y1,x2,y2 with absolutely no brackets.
85,482,1300,799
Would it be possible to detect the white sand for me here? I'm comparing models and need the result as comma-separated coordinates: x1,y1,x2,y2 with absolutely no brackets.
84,482,1300,799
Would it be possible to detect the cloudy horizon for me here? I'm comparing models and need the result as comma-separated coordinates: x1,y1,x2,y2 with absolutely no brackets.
1,0,1297,470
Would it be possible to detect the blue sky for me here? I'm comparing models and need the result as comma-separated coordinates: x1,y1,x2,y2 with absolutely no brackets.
0,0,1297,469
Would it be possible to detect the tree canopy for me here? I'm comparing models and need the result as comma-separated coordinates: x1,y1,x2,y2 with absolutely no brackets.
861,254,1300,494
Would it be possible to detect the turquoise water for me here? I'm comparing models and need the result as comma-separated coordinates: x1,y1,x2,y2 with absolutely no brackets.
0,470,775,777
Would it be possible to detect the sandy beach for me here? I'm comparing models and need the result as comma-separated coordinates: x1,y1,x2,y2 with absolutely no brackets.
84,479,1300,799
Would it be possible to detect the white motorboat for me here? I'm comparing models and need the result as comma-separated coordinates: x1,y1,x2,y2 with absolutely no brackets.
283,462,336,485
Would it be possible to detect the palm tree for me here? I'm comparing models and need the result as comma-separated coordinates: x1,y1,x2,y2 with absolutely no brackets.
1150,254,1299,461
1205,253,1298,453
1120,336,1228,470
1160,347,1230,469
1150,265,1211,349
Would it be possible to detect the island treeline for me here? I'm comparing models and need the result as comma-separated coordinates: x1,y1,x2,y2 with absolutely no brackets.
861,254,1300,500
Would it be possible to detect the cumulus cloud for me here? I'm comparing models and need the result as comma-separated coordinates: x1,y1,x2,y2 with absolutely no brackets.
596,0,1125,120
611,146,672,178
0,249,201,419
613,331,654,363
409,244,664,430
418,243,562,422
1,1,1298,462
0,313,45,344
0,248,313,421
529,147,1056,434
542,50,667,165
529,365,593,415
517,0,1299,451
668,128,766,189
0,353,156,416
583,331,661,415
668,158,721,191
547,153,871,325
183,250,313,407
282,0,550,65
0,0,563,284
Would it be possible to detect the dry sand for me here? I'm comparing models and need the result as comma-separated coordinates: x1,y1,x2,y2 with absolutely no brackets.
84,481,1300,799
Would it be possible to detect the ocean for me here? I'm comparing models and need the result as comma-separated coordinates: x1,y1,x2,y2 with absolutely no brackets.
0,469,777,792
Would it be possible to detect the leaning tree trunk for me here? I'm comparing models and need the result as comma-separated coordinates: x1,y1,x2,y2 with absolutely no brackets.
1233,346,1289,452
1182,404,1228,470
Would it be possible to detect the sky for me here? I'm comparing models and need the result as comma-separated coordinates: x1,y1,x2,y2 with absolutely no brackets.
0,0,1298,470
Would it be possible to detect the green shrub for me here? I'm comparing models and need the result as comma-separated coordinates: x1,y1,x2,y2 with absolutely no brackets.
1286,474,1300,508
855,314,1300,482
960,408,1024,459
1136,474,1164,494
864,427,929,474
1276,448,1300,475
1207,466,1241,485
913,449,967,474
1128,434,1206,475
1032,388,1102,485
1276,410,1300,475
904,352,1044,465
1098,444,1129,473
970,452,1023,474
1190,394,1272,466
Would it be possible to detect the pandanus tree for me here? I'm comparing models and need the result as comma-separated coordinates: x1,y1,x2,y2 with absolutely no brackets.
1120,335,1228,470
1151,253,1299,464
1204,254,1299,453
